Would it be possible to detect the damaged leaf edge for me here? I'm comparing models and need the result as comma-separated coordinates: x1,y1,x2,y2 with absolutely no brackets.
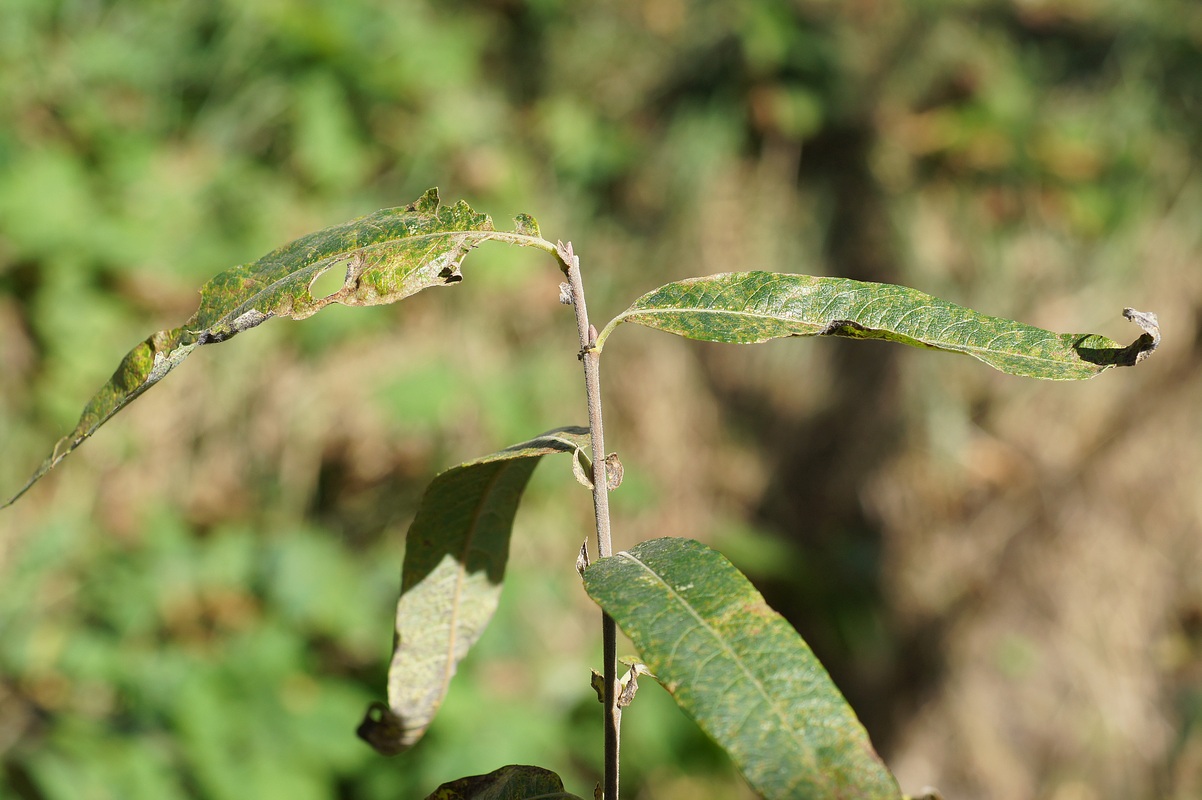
2,192,557,509
594,273,1160,380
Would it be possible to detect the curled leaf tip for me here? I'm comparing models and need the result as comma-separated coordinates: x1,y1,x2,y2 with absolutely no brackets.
356,702,409,756
1121,307,1160,364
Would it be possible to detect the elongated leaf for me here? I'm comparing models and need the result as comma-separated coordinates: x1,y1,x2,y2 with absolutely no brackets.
583,537,901,800
596,272,1159,380
3,189,549,508
423,764,584,800
357,427,591,756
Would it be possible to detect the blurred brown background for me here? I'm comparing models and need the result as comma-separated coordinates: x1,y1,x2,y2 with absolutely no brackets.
1,1,1199,798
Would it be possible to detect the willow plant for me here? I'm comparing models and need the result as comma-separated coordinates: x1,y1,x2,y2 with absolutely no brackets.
2,189,1160,800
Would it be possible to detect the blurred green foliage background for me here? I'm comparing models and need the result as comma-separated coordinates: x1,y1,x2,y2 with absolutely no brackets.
2,1,1201,798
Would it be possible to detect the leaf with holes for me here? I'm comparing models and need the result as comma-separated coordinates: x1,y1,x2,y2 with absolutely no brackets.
596,272,1159,380
357,427,591,756
583,537,901,800
4,189,549,507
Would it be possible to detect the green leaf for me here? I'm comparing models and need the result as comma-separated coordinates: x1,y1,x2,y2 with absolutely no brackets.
596,272,1159,380
4,189,553,507
422,764,584,800
583,537,901,800
357,427,591,756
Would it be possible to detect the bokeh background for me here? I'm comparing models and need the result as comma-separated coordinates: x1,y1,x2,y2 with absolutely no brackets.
1,1,1200,798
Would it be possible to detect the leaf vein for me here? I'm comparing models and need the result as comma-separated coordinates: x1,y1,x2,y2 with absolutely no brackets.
616,551,819,770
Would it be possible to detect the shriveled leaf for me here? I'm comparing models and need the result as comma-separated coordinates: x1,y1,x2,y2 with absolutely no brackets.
423,764,584,800
596,272,1159,380
583,537,901,800
358,428,591,756
4,189,550,507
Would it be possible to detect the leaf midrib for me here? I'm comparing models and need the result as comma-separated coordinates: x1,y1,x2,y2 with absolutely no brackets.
204,228,496,324
618,549,820,779
443,462,508,694
616,304,1078,367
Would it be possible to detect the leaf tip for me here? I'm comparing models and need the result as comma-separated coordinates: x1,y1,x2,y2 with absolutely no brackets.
1121,307,1160,364
1077,307,1162,371
357,702,410,756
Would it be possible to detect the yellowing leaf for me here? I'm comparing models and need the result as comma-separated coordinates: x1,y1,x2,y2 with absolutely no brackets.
597,272,1158,380
4,189,549,507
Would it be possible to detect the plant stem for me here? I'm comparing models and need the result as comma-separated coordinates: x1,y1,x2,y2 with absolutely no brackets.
558,241,620,800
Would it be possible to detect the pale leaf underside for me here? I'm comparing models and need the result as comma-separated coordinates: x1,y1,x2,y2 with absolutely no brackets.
599,271,1159,380
357,428,591,756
